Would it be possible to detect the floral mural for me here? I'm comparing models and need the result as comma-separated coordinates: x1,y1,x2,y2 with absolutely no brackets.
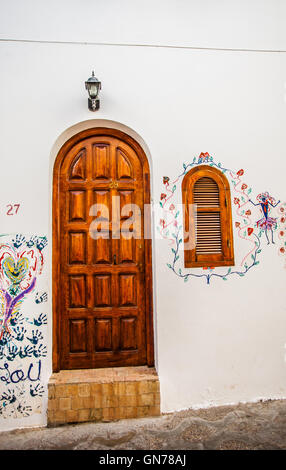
158,153,286,284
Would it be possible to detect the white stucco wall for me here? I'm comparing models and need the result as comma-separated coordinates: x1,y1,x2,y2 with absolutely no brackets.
1,0,286,431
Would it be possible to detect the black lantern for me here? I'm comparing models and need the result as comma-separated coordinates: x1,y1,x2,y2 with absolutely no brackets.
85,71,101,111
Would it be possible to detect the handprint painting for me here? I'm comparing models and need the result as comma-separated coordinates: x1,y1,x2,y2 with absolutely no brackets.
0,234,48,420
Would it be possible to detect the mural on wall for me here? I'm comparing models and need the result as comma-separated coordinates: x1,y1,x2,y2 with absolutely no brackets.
0,234,48,419
158,152,286,284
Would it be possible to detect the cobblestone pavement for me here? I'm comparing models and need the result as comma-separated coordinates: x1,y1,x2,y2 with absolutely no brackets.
1,399,286,450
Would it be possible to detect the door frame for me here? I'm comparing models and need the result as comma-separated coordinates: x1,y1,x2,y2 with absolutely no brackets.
52,127,154,372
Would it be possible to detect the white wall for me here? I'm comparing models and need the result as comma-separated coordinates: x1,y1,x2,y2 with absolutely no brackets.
1,0,286,430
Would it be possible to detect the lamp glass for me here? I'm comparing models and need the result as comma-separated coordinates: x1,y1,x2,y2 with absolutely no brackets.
88,83,99,99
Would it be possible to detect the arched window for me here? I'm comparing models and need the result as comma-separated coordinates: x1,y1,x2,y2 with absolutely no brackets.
182,165,234,268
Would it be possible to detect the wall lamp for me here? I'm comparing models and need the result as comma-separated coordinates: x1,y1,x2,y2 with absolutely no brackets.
85,71,101,111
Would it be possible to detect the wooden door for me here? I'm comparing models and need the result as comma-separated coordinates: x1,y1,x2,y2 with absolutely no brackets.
53,129,154,370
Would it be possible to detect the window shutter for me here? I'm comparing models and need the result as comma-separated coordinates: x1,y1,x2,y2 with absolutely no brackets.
182,165,234,268
193,177,220,208
194,177,222,255
196,212,222,255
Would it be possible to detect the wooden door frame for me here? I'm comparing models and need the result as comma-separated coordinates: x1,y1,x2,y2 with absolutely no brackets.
52,127,154,372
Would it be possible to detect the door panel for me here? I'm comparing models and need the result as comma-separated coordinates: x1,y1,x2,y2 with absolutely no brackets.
57,134,148,369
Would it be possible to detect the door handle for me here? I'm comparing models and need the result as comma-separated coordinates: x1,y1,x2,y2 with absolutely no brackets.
113,254,117,265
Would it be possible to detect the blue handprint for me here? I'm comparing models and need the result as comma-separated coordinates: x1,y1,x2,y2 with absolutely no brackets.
6,344,19,361
35,292,48,304
12,234,26,249
13,326,26,341
1,389,16,404
19,345,33,358
17,403,32,416
33,344,47,358
0,331,12,347
33,313,47,326
27,329,43,345
26,236,38,248
36,237,48,251
30,383,44,397
10,312,25,326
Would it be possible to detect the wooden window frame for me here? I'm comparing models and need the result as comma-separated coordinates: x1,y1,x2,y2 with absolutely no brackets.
182,165,234,268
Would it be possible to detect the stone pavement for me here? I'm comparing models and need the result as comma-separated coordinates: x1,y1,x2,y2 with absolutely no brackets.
0,399,286,450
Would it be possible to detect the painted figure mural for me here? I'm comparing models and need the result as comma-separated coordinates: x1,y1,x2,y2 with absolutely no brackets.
249,192,280,245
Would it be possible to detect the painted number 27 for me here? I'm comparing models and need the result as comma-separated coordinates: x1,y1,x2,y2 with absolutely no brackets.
6,204,20,216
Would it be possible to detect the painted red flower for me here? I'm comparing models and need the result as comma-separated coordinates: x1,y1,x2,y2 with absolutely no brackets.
160,219,166,228
279,206,285,213
279,231,285,237
235,222,241,228
234,197,240,206
163,176,169,185
281,217,286,223
237,169,244,177
241,183,248,190
169,204,175,211
247,227,254,236
160,193,166,200
279,247,285,255
199,152,210,159
245,209,252,216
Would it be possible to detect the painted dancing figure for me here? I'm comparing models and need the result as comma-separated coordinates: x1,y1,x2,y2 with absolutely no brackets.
249,192,280,244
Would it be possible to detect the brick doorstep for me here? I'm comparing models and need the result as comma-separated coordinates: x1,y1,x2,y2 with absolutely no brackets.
47,367,160,426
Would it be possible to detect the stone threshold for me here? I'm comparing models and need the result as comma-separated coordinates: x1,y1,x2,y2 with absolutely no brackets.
47,366,160,427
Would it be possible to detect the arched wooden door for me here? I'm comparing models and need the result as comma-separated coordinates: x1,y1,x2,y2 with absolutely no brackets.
53,128,154,371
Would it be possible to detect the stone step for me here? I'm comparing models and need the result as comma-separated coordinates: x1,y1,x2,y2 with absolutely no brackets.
47,366,160,426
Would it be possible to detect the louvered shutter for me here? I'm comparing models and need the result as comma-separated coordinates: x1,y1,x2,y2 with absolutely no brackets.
194,177,222,255
182,165,234,268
